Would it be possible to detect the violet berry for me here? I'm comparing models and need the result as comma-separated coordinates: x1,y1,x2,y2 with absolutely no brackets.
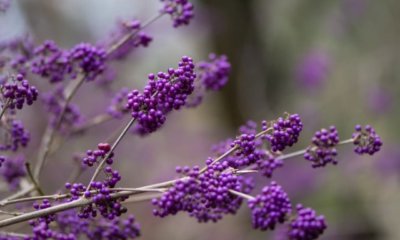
127,56,196,135
352,125,382,155
105,19,153,60
31,40,71,83
0,119,30,151
304,126,339,168
248,181,292,231
42,86,82,132
69,43,106,81
186,54,231,107
288,204,327,240
0,155,26,189
264,114,303,152
256,151,283,178
160,0,194,28
1,74,38,110
153,162,253,222
82,143,113,167
107,88,130,119
198,53,231,91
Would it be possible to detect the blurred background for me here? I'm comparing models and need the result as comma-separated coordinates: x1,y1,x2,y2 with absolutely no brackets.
1,0,399,239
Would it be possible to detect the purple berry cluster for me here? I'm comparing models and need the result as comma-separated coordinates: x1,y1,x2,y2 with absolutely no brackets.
31,40,106,82
86,214,141,239
186,54,231,107
160,0,194,28
106,20,153,60
69,43,106,81
0,155,5,167
0,155,26,189
107,88,130,119
31,40,72,83
198,53,231,91
288,204,326,240
0,74,38,110
127,56,196,135
210,120,283,177
152,161,253,222
42,86,82,132
82,143,113,167
0,0,10,12
264,114,303,152
304,126,339,168
29,200,74,240
352,125,382,155
27,204,140,240
231,133,259,167
248,181,292,231
0,119,30,151
256,151,283,178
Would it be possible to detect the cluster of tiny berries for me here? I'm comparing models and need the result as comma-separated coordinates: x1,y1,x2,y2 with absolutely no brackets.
248,181,292,231
264,114,303,152
82,143,113,167
304,126,339,168
152,160,253,222
42,86,82,132
31,40,106,83
0,74,38,110
160,0,194,28
0,119,30,151
352,125,382,155
106,20,152,60
127,56,196,135
288,204,327,240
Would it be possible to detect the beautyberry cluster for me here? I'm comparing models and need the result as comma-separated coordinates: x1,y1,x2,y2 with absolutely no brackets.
256,151,283,178
288,204,327,240
82,143,113,167
211,120,283,177
264,114,303,152
0,155,26,189
42,86,82,132
107,88,130,119
31,40,71,83
160,0,194,28
56,209,141,240
352,125,382,155
86,215,141,239
304,126,339,168
0,74,38,110
32,40,107,82
127,56,196,135
0,119,30,151
69,43,106,81
152,161,253,222
106,20,152,60
186,54,231,107
248,181,292,231
198,53,231,91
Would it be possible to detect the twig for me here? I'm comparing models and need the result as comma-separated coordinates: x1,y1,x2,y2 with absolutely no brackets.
106,13,164,56
0,99,10,121
199,127,272,173
72,114,113,134
34,76,86,180
228,189,255,201
0,186,34,206
276,139,354,161
0,210,24,216
84,117,136,193
0,189,163,227
0,231,29,238
25,163,44,196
